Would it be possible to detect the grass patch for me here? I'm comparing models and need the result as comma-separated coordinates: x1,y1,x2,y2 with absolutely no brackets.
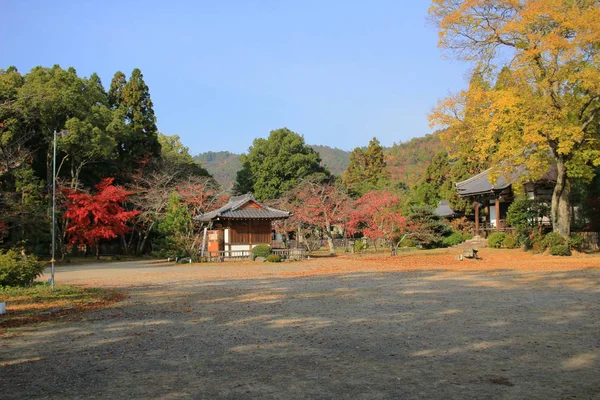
0,283,125,330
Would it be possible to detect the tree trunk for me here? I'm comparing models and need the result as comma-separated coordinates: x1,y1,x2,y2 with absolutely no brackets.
137,222,155,255
325,221,335,255
551,159,571,237
95,243,100,260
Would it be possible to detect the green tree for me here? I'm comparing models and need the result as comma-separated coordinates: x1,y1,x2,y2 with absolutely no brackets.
408,206,452,249
158,133,210,178
109,69,161,169
17,65,90,192
343,137,390,197
234,128,328,201
59,73,117,189
410,151,451,207
107,71,126,109
152,191,196,258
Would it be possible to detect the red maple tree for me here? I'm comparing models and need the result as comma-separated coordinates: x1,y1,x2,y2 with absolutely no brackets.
282,178,352,255
64,178,139,258
348,190,409,252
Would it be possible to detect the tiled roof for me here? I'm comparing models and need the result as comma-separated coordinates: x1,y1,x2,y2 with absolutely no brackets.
455,165,557,197
196,193,290,222
455,167,519,196
433,200,456,218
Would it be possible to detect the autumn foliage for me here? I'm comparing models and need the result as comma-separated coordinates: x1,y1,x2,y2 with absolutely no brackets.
348,190,408,248
276,178,351,255
64,178,139,255
429,0,600,236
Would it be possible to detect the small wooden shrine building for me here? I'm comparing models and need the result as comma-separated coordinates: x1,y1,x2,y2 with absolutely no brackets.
196,193,290,258
455,166,555,234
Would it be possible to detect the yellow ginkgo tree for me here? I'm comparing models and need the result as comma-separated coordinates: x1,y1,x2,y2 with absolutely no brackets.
428,0,600,236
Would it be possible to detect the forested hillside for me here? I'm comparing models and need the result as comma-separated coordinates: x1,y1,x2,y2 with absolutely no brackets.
195,138,447,192
193,151,241,190
195,145,352,190
309,145,350,176
384,133,445,189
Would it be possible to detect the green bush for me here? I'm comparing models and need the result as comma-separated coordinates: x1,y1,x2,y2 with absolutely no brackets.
541,232,566,250
354,240,365,253
441,231,465,247
502,234,519,249
567,234,584,250
488,232,507,248
252,244,272,258
550,244,571,256
266,254,282,263
398,237,413,248
0,248,44,287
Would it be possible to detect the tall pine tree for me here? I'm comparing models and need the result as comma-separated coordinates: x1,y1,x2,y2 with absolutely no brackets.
343,137,390,197
108,69,161,170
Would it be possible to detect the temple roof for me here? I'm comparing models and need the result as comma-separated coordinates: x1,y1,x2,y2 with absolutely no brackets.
196,193,290,222
455,167,519,197
433,200,456,218
455,165,557,197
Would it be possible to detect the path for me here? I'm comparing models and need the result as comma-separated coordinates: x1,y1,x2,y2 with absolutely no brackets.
2,254,599,399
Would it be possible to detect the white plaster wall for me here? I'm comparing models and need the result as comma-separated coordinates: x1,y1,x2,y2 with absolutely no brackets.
224,228,229,244
231,244,251,252
489,205,497,227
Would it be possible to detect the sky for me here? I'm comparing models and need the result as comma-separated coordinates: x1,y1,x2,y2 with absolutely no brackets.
1,0,470,155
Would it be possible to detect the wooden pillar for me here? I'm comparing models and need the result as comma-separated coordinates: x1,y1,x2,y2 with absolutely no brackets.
227,220,232,253
495,197,500,232
249,219,253,252
474,201,480,235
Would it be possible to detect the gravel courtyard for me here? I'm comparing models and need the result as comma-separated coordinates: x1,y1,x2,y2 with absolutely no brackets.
2,251,600,399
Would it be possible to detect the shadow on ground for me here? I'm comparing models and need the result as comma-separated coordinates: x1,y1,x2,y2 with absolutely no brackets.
2,268,599,399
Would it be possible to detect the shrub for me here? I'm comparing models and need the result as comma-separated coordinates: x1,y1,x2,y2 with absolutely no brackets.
252,244,272,258
541,232,566,250
488,232,507,248
441,231,465,247
266,254,282,263
0,248,44,287
449,217,474,235
502,234,519,249
353,240,365,253
550,244,571,256
529,231,546,253
567,234,584,250
398,237,413,248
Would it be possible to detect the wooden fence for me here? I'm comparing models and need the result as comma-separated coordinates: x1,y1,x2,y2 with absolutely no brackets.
205,248,307,262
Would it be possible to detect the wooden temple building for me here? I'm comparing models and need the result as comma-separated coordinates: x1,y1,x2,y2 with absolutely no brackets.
196,193,290,259
455,167,556,234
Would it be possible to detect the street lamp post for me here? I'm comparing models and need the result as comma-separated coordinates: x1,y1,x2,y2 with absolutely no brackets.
50,130,57,290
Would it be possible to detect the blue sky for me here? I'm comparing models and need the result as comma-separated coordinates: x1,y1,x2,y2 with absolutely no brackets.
1,0,470,154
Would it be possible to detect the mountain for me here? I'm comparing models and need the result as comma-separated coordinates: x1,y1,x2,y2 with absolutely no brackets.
309,145,350,176
195,137,444,192
195,145,351,191
193,151,241,190
384,133,445,188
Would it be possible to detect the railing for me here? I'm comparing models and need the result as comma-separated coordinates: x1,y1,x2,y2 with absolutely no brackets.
205,250,251,262
272,248,306,260
205,248,307,262
478,220,514,233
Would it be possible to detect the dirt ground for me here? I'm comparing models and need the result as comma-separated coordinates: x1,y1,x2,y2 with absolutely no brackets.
1,249,600,399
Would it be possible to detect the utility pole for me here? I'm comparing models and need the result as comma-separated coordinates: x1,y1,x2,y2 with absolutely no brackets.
50,130,57,290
